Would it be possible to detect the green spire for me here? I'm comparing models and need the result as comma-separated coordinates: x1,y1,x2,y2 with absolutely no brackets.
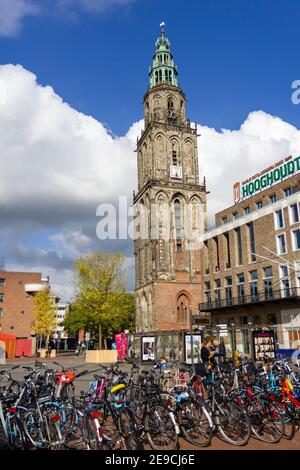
149,22,179,89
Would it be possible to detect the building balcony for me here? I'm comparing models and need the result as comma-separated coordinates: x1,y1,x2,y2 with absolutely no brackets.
199,287,300,312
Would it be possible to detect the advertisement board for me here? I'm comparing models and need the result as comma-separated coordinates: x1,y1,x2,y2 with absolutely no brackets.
141,336,155,362
115,332,127,361
252,330,276,361
184,334,202,364
234,154,300,204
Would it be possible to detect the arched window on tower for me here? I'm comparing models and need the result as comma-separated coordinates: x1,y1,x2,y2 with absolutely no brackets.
174,198,183,251
171,140,178,165
155,71,158,84
177,293,189,323
159,69,162,82
168,98,174,115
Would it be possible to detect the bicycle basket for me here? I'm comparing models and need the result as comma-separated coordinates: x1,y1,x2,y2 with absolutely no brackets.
55,371,75,385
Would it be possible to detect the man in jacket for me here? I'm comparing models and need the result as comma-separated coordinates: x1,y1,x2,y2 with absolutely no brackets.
212,337,226,364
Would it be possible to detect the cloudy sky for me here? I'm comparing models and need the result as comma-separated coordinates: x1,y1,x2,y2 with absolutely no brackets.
0,0,299,300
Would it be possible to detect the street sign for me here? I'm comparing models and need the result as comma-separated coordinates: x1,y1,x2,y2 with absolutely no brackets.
220,331,228,337
217,324,228,329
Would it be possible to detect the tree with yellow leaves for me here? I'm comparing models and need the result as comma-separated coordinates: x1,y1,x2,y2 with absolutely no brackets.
66,251,133,349
32,288,57,349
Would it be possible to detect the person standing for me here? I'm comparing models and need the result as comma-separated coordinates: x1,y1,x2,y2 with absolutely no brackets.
200,338,214,366
212,337,226,364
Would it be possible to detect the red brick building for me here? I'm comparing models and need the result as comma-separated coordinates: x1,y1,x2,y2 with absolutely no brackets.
0,271,50,354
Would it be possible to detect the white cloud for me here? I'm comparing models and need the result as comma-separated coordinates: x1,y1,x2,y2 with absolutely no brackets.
56,0,135,14
0,0,39,37
198,111,300,225
0,64,299,299
0,0,136,38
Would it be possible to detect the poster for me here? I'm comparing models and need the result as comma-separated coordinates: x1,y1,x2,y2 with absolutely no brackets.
184,334,202,364
0,340,5,365
141,336,155,362
115,332,127,361
252,330,276,361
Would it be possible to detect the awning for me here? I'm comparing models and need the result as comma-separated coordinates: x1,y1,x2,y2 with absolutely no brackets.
0,333,17,340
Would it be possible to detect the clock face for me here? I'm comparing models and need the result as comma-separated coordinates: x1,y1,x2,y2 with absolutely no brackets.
170,164,182,179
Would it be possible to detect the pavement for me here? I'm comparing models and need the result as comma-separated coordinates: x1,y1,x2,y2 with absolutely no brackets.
1,355,300,451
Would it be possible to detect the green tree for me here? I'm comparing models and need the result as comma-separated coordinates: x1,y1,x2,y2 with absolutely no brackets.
66,252,135,349
32,288,57,348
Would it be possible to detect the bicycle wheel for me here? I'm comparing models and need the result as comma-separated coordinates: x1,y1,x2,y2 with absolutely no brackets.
22,408,46,449
248,397,284,443
277,401,296,440
64,410,90,450
179,401,213,447
217,400,251,446
44,415,64,450
7,415,27,450
117,408,143,450
85,415,102,450
145,404,178,451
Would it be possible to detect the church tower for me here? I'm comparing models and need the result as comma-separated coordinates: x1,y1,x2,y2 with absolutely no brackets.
134,24,207,333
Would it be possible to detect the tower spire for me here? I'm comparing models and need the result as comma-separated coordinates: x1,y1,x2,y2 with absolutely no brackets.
148,24,179,89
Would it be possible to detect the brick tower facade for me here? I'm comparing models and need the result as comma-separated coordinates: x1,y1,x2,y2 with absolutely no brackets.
134,24,207,333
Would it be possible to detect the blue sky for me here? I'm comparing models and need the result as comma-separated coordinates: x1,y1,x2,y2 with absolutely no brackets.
0,0,299,135
0,0,299,299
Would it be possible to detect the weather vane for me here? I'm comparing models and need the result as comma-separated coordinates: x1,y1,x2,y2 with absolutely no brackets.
160,21,165,36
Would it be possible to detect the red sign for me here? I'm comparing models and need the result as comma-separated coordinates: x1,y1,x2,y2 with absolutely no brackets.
115,333,127,361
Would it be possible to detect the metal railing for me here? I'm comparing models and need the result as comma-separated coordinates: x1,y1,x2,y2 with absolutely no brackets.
199,287,300,311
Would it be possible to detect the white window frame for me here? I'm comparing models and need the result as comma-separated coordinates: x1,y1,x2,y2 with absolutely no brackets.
295,261,300,294
278,264,290,298
276,232,287,255
289,203,299,225
291,228,300,251
274,208,285,230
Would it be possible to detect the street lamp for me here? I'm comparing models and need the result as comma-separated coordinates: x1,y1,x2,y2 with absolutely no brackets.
248,322,252,358
190,306,194,364
290,313,295,349
231,323,236,360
